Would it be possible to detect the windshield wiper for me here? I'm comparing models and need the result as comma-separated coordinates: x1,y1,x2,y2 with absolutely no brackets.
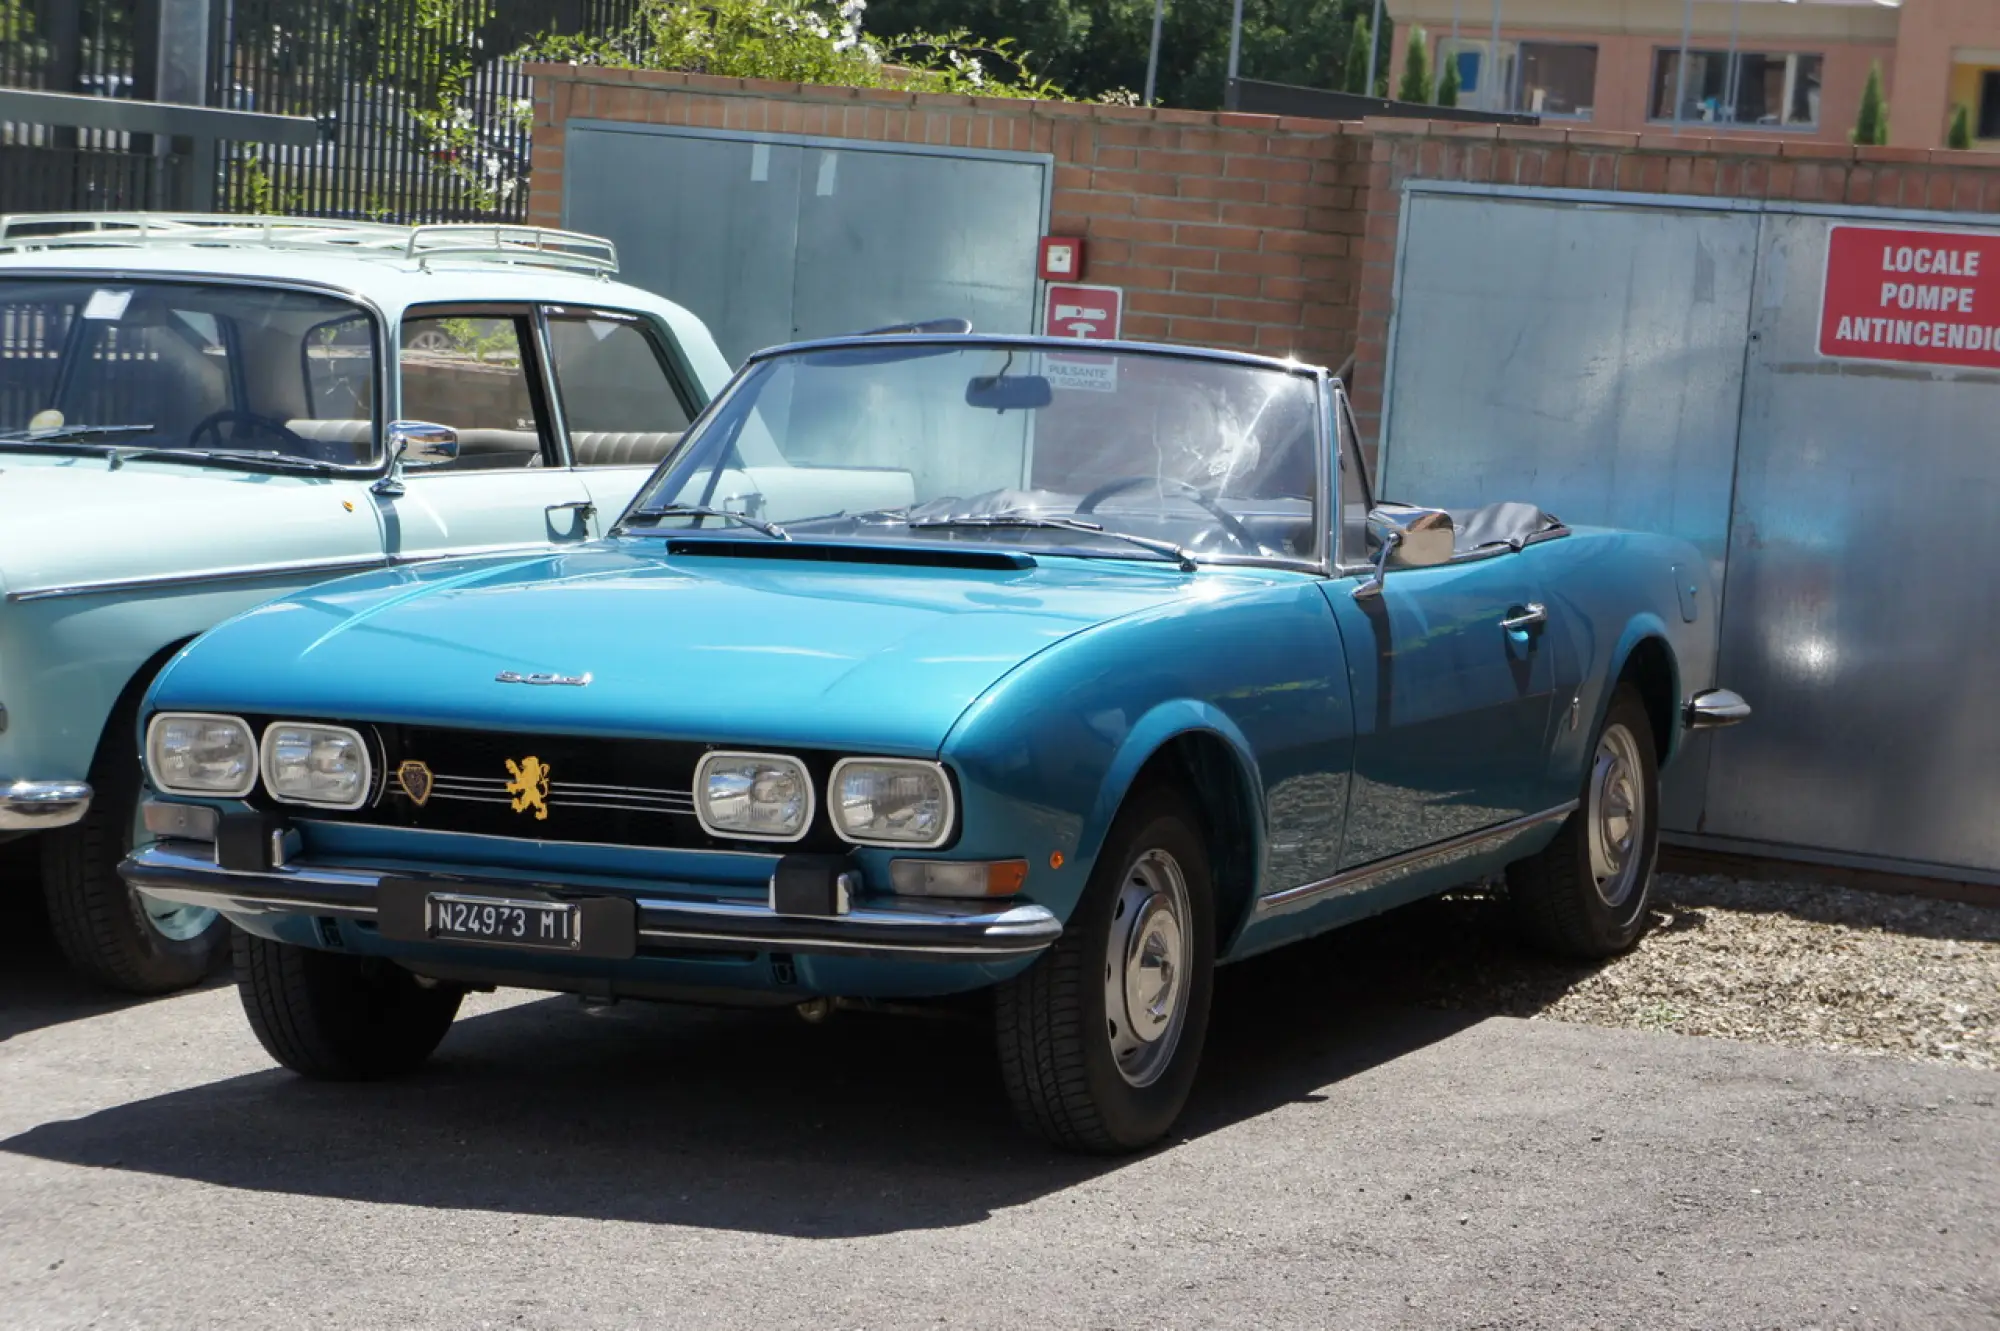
102,446,341,474
627,503,790,541
908,512,1197,572
0,423,156,446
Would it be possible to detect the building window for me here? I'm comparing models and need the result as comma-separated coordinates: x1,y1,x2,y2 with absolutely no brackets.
1651,49,1823,128
1979,71,2000,139
1440,39,1597,119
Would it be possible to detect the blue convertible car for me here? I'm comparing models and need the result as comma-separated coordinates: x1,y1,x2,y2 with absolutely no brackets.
121,334,1746,1151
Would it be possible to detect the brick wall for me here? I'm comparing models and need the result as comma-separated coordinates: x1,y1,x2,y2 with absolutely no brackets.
524,66,2000,453
524,64,1367,373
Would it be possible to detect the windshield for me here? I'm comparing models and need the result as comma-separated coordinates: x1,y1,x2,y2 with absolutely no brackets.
631,342,1324,566
0,278,378,465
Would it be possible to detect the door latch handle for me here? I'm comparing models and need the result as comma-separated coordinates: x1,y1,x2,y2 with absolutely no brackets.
547,500,596,522
1500,603,1547,632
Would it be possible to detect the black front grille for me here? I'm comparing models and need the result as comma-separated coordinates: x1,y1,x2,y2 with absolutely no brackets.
264,722,848,853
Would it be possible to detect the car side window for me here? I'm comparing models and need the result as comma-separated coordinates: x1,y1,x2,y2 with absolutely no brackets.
398,312,548,472
542,308,694,470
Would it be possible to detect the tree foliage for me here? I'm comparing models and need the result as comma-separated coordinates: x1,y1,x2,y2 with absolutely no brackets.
1395,24,1429,105
1948,103,1973,151
862,0,1375,110
1342,13,1371,95
1851,61,1889,146
1436,45,1459,107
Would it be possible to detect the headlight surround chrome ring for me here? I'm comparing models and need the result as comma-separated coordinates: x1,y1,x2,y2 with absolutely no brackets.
828,757,956,849
144,712,258,799
692,750,815,843
259,721,375,811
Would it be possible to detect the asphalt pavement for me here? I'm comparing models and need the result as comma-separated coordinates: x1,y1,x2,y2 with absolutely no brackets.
1,907,1994,1331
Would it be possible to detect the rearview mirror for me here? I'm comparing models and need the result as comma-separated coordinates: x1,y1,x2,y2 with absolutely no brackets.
1353,505,1455,600
965,374,1053,412
370,419,460,497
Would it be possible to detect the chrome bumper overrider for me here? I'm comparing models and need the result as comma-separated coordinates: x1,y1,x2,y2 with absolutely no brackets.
119,840,1063,962
1,779,92,831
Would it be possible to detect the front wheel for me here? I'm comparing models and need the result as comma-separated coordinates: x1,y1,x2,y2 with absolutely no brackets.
1507,684,1661,958
995,785,1215,1153
235,932,462,1080
41,728,229,994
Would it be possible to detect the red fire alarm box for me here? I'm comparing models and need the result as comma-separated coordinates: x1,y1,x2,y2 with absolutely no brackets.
1038,236,1085,281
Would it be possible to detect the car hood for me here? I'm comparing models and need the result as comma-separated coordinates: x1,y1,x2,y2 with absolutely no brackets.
0,453,381,598
153,541,1306,754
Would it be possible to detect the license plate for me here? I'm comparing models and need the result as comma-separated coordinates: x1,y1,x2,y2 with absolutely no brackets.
426,893,579,951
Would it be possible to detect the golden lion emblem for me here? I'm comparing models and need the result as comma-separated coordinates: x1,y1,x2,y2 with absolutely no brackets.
504,756,551,820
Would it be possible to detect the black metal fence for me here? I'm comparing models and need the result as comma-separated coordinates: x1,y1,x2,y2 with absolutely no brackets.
0,0,640,220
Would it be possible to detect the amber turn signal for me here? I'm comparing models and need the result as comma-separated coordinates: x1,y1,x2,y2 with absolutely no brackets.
888,858,1029,898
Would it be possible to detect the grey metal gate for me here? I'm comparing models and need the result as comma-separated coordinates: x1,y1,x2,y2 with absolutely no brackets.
1379,182,2000,884
561,121,1052,365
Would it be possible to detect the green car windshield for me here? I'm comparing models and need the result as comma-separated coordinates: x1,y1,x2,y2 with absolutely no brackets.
631,342,1325,567
0,278,377,466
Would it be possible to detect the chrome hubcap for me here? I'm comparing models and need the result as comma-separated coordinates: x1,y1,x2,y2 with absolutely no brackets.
1587,723,1646,908
1103,848,1191,1089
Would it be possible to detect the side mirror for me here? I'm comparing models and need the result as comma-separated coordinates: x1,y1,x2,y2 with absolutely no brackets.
1353,505,1455,601
371,420,459,497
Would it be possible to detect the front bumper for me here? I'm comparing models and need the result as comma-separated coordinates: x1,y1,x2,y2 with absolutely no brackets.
1,779,92,831
120,840,1064,963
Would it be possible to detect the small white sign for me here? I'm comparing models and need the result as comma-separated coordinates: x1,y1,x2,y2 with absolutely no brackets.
1041,355,1118,393
82,288,133,321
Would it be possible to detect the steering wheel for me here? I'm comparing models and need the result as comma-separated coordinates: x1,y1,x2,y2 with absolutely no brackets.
187,409,315,457
1075,474,1264,555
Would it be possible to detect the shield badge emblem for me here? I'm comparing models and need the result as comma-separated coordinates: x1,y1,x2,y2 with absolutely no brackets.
397,760,435,807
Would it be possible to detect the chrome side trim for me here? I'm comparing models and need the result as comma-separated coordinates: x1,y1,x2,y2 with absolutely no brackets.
118,840,1061,961
7,555,391,603
0,779,92,831
1252,801,1580,916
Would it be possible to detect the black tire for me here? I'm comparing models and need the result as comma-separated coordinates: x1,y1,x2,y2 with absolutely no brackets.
995,784,1215,1153
235,930,462,1080
1508,683,1661,958
40,699,230,995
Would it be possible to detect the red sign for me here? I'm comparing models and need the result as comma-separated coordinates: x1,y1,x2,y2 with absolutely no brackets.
1044,283,1123,340
1819,224,2000,370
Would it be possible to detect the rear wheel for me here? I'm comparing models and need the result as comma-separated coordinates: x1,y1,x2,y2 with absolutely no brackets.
1507,684,1661,958
235,931,462,1080
995,785,1215,1153
40,707,228,994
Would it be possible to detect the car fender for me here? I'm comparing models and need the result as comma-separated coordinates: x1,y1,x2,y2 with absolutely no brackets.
1077,697,1268,879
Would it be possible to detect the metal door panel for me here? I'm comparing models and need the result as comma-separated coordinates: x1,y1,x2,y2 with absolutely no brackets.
1706,211,2000,871
1324,560,1555,869
791,146,1047,340
563,125,803,366
1378,187,1756,832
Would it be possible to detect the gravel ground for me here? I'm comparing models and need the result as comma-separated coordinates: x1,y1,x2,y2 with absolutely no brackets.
1311,872,2000,1071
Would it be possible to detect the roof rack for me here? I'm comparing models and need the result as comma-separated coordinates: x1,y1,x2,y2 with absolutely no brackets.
0,213,619,276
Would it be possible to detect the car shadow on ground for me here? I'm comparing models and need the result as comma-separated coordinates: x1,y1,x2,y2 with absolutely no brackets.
0,904,1512,1238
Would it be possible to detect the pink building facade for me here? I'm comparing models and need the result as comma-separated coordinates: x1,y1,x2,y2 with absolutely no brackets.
1383,0,2000,151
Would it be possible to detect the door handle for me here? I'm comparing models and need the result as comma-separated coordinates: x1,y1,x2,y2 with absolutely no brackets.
547,500,596,522
1500,603,1547,633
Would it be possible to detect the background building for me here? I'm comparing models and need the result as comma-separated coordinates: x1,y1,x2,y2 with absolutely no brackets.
1384,0,2000,151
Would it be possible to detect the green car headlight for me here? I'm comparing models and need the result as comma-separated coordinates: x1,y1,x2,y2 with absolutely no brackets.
145,712,258,798
694,751,814,842
829,758,955,848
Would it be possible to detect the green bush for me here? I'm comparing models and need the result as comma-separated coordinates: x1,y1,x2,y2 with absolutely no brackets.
1436,47,1459,107
1851,61,1889,146
1948,103,1974,150
1396,25,1430,105
1344,18,1371,95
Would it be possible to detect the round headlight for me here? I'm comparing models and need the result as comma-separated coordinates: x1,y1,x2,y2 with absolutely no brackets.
694,751,813,842
829,759,954,848
145,713,257,798
261,722,372,810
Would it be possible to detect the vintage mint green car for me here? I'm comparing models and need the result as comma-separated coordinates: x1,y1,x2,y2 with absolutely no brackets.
0,214,730,992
